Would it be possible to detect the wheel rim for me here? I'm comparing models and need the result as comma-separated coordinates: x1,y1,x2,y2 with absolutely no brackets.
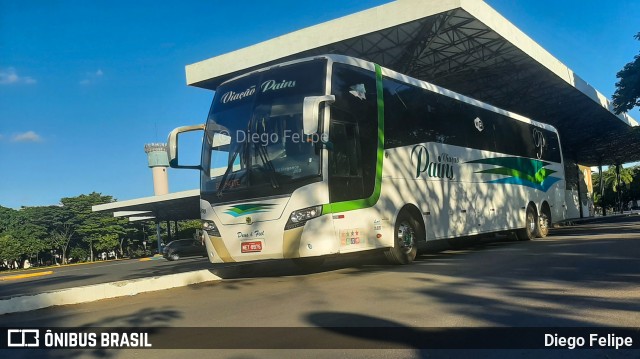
527,212,536,233
397,221,415,253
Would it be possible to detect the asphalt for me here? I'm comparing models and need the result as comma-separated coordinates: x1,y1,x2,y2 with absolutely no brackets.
0,256,212,300
1,215,638,358
0,214,638,316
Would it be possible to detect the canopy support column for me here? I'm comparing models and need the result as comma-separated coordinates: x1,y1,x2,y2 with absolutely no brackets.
616,164,622,213
599,165,605,216
156,221,162,255
576,163,584,219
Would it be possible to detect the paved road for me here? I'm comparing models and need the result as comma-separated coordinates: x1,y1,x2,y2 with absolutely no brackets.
0,256,211,299
2,215,639,358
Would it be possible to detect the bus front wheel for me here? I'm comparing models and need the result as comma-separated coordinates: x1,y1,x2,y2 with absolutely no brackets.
385,212,419,264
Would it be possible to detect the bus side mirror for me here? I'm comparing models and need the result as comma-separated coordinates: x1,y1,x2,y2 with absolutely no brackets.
303,95,335,135
167,124,205,169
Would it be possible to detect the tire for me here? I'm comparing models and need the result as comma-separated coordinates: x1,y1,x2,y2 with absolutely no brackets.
169,253,180,261
535,206,551,238
516,205,537,241
385,211,419,264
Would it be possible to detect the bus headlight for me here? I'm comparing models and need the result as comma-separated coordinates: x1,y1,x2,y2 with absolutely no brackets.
285,205,323,230
202,220,220,237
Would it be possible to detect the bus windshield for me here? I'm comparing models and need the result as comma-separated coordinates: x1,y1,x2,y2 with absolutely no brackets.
201,59,327,202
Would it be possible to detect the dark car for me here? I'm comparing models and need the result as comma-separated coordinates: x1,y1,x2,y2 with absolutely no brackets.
162,239,206,261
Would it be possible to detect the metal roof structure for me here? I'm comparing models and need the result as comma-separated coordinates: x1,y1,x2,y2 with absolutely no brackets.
187,0,639,167
95,0,639,221
92,189,200,222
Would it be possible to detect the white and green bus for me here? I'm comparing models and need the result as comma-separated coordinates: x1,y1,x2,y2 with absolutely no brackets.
168,55,565,265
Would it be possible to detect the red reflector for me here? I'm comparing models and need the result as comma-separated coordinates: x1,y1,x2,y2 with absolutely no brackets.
332,215,345,219
376,234,382,238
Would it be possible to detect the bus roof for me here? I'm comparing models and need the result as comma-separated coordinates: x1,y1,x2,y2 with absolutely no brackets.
229,54,561,134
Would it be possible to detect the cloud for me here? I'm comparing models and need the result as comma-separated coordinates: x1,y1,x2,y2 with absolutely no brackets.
11,131,43,143
79,69,104,85
0,67,37,85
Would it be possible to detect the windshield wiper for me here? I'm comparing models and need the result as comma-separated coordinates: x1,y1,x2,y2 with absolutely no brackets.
216,139,247,198
254,143,280,189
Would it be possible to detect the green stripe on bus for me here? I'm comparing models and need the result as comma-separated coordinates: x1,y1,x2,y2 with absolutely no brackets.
324,64,385,215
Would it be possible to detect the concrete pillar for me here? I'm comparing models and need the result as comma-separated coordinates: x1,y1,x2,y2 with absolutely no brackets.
599,165,605,216
156,221,162,255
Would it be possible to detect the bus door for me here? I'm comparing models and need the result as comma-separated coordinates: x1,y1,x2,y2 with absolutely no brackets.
327,62,379,251
328,121,365,200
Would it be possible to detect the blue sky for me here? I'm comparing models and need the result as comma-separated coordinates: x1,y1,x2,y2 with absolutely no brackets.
1,0,639,209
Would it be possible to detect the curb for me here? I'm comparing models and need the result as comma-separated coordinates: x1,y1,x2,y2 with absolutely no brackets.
0,270,54,281
0,270,222,315
0,258,126,276
557,214,633,226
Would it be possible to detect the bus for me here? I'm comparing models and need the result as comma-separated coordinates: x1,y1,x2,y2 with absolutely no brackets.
168,55,565,265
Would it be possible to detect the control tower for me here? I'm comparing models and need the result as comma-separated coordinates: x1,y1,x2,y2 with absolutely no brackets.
144,143,170,196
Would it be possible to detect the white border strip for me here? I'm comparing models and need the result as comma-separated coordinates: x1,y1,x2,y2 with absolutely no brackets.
0,270,221,315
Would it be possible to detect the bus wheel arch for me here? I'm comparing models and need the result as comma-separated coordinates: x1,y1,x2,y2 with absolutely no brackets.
535,202,552,238
385,205,424,264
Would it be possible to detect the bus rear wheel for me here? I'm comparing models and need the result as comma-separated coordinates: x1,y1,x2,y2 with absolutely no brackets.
385,211,419,264
535,207,551,238
516,205,537,241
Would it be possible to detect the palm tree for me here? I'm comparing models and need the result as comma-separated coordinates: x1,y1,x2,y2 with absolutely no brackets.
594,166,635,213
601,166,633,193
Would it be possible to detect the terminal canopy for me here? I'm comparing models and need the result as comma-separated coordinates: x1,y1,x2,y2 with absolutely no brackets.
95,0,639,222
92,190,200,222
186,0,639,167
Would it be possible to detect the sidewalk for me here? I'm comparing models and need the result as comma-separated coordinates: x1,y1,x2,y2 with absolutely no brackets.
557,213,635,226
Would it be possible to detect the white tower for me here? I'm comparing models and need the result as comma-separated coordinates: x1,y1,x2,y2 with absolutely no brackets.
144,143,170,196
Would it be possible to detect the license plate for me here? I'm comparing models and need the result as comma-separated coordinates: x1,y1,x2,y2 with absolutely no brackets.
241,241,262,253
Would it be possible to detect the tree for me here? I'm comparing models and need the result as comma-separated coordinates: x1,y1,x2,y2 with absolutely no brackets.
94,233,119,258
629,166,640,204
0,234,22,269
69,246,89,263
613,32,640,114
7,206,50,267
48,223,75,265
603,166,634,193
0,193,145,267
25,205,74,265
175,220,202,239
0,206,16,234
594,166,636,213
60,193,128,261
